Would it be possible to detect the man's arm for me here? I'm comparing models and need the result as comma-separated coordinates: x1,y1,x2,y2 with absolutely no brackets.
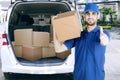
53,28,68,53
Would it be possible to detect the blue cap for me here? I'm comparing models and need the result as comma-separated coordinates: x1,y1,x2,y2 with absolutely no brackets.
84,3,99,13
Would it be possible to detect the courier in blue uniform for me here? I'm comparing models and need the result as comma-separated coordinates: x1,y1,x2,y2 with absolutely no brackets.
53,3,110,80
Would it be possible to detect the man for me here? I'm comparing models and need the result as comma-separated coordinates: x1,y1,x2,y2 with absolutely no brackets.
53,3,110,80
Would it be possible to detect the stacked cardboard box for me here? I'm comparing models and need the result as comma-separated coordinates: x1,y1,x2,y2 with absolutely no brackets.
14,29,33,46
14,29,56,61
22,46,42,61
56,50,71,59
33,32,49,47
12,42,22,58
13,28,71,61
42,47,56,58
14,29,49,46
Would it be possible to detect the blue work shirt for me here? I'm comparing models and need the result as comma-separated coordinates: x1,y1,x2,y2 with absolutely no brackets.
64,26,110,80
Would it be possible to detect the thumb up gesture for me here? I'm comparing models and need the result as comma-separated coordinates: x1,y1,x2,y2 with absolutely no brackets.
100,27,109,46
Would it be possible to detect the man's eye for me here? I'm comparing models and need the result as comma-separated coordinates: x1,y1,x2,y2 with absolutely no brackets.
93,12,97,15
85,13,89,15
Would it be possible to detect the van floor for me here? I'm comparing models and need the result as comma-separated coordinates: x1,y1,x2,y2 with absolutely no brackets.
17,57,65,66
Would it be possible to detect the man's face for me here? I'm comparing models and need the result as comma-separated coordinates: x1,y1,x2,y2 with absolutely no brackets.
83,10,98,26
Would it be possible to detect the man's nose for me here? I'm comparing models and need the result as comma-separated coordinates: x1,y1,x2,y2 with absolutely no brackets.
88,14,93,18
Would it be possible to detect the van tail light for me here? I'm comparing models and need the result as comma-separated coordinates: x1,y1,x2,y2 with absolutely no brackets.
1,33,8,45
2,34,6,38
2,42,8,45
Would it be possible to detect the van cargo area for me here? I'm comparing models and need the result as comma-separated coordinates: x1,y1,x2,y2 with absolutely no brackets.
8,2,72,66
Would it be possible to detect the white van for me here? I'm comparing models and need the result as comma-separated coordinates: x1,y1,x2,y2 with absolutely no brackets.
0,0,76,79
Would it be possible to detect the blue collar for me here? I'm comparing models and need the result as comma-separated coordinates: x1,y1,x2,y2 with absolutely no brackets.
84,26,100,33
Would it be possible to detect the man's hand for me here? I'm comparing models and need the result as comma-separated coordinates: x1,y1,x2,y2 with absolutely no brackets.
53,26,67,53
100,27,109,46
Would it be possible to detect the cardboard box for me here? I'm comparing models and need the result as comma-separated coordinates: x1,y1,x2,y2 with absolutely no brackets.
22,46,42,61
14,29,50,47
14,29,32,45
52,11,82,42
33,32,50,47
56,50,71,59
13,45,22,58
42,47,56,58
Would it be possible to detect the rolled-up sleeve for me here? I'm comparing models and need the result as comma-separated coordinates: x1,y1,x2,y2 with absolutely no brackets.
64,39,75,50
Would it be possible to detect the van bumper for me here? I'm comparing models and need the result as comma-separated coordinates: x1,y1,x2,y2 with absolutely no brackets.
2,64,74,74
